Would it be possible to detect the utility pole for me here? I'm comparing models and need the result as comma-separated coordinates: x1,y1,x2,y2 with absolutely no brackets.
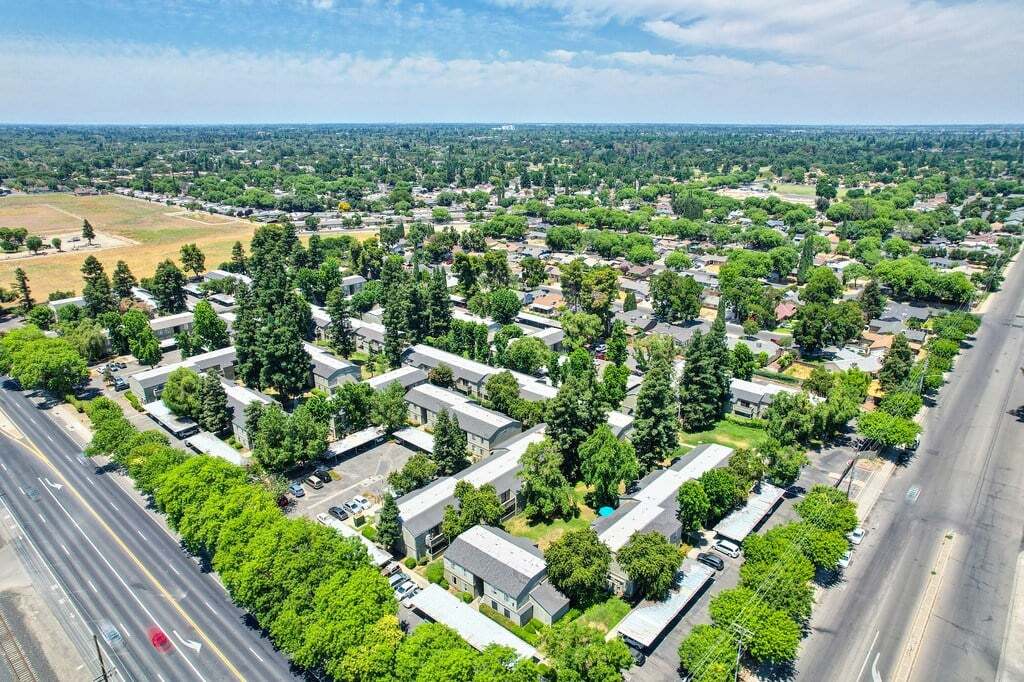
730,622,753,682
93,635,109,682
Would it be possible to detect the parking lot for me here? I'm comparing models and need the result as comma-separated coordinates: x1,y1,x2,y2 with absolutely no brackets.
288,441,416,519
630,443,879,680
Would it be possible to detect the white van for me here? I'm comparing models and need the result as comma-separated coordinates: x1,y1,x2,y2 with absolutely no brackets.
712,538,741,559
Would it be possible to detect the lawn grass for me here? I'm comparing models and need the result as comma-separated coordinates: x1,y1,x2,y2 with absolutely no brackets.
679,418,767,450
505,484,596,549
576,596,630,634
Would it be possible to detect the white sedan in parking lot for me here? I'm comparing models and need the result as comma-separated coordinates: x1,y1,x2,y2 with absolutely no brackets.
847,527,866,545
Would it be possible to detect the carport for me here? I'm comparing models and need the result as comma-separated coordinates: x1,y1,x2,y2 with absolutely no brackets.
712,482,787,544
616,563,715,653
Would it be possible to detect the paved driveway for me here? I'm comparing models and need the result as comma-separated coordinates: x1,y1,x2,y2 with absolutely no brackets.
291,441,415,518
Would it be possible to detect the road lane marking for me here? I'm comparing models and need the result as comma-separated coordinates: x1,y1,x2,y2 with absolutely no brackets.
893,531,957,682
17,487,24,496
168,564,180,576
136,529,146,541
109,502,119,512
248,647,264,663
37,513,46,525
857,630,881,681
204,601,218,616
906,485,921,503
119,622,129,637
35,478,210,682
61,543,70,557
1,463,7,472
0,409,244,681
87,579,98,593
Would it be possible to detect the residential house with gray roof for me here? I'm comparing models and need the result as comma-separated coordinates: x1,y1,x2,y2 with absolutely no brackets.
405,383,521,458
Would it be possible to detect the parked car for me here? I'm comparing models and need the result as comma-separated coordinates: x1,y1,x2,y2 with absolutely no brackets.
114,361,127,369
342,500,362,515
381,562,402,578
352,495,371,511
838,550,852,569
388,572,410,589
626,646,646,667
313,466,332,484
288,482,305,498
113,377,129,391
712,538,741,559
697,552,725,571
304,476,324,490
847,527,866,545
328,506,349,522
394,580,418,600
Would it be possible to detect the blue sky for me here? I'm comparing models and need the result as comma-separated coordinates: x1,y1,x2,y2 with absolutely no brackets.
2,0,1022,124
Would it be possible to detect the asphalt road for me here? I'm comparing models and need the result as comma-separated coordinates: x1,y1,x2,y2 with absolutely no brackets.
0,386,300,681
798,255,1024,682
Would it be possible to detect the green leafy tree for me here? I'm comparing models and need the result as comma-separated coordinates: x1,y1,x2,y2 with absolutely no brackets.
325,289,356,356
50,237,62,252
878,333,914,391
650,270,702,322
501,336,549,374
441,481,503,539
518,439,576,521
630,357,678,471
677,479,711,534
256,311,310,402
617,531,683,600
371,381,408,434
81,256,116,316
432,408,470,476
700,468,745,524
25,235,42,254
678,624,738,682
162,367,202,418
26,305,55,330
878,390,923,419
521,257,546,288
150,259,187,313
540,619,633,682
730,342,757,381
764,391,817,447
387,454,439,496
179,243,206,278
795,485,859,534
198,371,230,434
543,528,611,606
607,320,628,365
598,363,629,409
10,338,87,396
859,279,886,320
191,300,230,353
112,260,137,299
427,266,452,338
578,424,638,508
81,218,95,245
488,287,522,324
709,587,801,664
857,410,921,449
376,493,402,554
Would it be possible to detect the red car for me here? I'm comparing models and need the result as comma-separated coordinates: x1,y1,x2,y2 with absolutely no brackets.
148,628,172,653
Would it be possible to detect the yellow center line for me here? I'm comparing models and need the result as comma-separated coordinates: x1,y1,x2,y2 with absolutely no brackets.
0,406,247,682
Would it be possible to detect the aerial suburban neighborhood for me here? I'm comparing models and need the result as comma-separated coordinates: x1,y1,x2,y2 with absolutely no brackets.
0,2,1021,682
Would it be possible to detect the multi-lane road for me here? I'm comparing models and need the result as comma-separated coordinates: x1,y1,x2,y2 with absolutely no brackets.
0,386,299,681
798,253,1024,682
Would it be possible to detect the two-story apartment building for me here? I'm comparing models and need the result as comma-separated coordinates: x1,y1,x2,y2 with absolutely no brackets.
128,346,237,403
221,380,276,449
444,525,569,626
397,426,545,560
594,443,733,596
303,342,360,391
404,383,522,458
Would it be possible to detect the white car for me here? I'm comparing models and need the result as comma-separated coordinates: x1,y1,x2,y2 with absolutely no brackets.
838,550,852,569
394,580,418,600
847,527,866,545
712,538,741,559
352,495,371,512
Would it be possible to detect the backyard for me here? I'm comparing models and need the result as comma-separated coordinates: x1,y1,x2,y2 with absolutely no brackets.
505,483,596,550
679,417,767,451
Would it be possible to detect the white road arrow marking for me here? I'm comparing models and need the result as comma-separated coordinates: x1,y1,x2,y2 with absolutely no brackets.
44,478,63,491
173,631,202,653
872,653,883,682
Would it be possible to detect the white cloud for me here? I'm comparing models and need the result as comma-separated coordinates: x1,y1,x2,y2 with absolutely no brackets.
546,49,576,63
0,38,1018,124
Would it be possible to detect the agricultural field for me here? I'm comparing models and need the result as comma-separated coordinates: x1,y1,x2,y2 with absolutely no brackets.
0,193,255,299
